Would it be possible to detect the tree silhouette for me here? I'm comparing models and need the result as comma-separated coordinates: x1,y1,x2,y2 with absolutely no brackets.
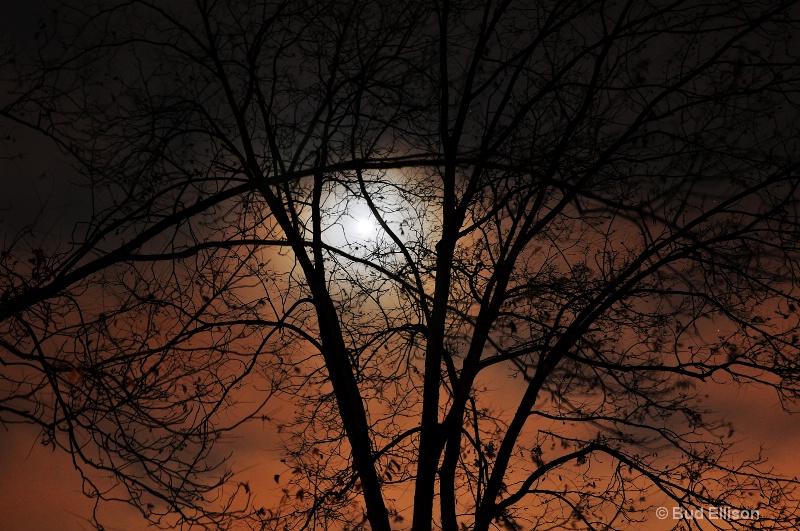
3,0,800,529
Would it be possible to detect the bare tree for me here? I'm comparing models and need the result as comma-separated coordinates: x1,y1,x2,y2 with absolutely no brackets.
3,0,800,529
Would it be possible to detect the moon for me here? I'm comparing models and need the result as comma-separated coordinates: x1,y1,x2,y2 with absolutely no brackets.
355,215,378,236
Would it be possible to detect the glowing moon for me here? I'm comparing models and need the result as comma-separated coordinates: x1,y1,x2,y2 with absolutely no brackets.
355,215,377,235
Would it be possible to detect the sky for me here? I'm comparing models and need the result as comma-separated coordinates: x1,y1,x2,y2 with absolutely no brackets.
3,1,800,530
1,356,797,530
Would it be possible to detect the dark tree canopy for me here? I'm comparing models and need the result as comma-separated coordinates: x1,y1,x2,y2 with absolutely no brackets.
2,0,800,529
